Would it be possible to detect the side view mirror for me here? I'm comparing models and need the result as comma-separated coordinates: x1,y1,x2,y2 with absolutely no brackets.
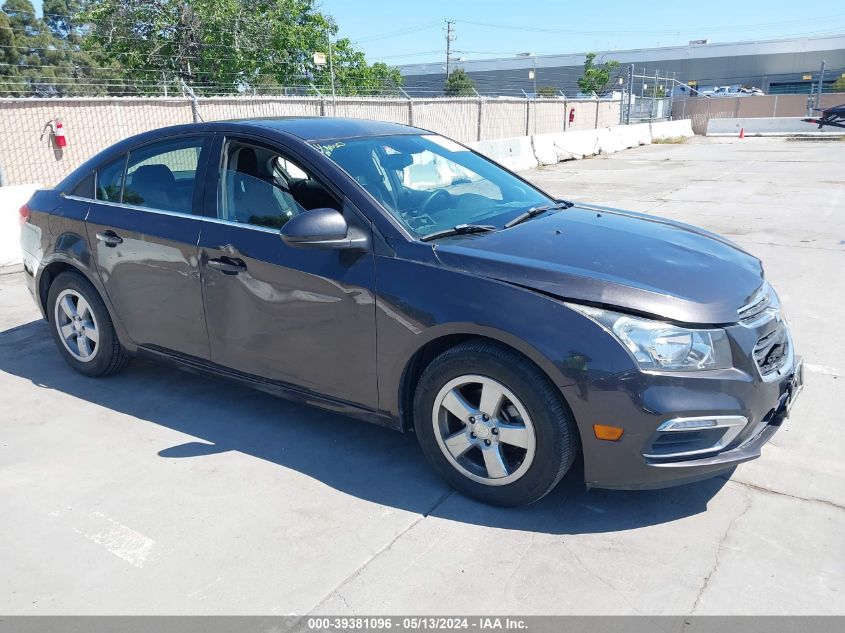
280,207,369,251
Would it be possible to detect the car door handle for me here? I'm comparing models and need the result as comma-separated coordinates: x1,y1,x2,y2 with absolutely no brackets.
207,256,247,275
95,231,123,247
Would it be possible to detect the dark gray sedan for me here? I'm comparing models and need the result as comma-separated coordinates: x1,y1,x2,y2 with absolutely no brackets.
19,118,803,506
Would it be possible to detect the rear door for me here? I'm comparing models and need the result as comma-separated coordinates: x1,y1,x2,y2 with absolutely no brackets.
85,135,213,359
198,135,379,410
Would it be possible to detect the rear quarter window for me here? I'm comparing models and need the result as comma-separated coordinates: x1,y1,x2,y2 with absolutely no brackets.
96,155,127,202
69,172,94,199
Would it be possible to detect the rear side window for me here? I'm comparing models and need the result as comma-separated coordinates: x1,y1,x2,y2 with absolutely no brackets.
123,137,205,214
96,155,126,202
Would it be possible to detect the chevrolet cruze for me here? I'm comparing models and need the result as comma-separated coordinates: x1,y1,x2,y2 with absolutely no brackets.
19,118,803,506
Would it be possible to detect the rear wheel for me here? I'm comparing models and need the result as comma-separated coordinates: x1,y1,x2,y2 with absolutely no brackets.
413,340,577,506
47,271,130,377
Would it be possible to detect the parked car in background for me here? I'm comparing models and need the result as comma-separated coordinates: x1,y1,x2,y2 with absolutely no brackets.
712,85,765,97
19,118,802,506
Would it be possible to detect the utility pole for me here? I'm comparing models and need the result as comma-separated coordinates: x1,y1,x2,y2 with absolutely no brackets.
327,28,336,106
445,20,456,78
816,60,826,109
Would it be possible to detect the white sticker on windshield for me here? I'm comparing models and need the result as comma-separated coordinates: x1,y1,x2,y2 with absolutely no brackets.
422,134,469,153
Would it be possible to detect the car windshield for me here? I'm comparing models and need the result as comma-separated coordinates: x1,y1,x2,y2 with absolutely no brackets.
315,134,553,238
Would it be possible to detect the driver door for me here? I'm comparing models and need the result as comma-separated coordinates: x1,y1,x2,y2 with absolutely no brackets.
199,136,379,411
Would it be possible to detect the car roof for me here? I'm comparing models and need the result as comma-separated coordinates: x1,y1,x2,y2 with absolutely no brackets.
235,116,429,141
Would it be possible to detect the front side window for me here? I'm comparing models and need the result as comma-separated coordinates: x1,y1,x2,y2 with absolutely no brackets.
316,134,551,237
122,137,205,214
219,141,340,230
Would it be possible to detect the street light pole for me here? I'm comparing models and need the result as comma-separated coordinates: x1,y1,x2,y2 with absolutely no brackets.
327,28,336,107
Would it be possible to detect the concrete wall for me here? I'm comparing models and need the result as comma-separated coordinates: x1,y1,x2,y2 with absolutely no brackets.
650,119,696,140
706,117,842,136
673,93,845,134
0,96,621,187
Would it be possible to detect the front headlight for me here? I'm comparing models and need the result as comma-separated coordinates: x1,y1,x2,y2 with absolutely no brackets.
566,303,732,371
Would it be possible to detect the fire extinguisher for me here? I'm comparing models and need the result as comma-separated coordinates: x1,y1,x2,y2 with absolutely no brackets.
53,119,67,148
569,107,576,126
41,118,67,150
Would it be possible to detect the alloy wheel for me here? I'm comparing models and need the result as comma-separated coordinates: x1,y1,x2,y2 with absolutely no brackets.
432,375,536,486
54,288,100,363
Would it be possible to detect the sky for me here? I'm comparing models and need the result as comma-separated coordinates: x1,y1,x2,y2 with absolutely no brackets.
30,0,845,67
319,0,845,65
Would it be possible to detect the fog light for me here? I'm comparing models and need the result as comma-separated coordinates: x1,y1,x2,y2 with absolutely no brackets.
644,415,749,460
662,418,719,431
593,424,624,441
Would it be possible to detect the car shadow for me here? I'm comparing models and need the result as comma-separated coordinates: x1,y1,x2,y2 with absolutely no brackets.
0,319,731,536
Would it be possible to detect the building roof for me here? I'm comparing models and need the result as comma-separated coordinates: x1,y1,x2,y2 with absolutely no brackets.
398,33,845,76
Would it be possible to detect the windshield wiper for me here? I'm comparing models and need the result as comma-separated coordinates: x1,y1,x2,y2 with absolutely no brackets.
504,200,573,228
420,224,497,242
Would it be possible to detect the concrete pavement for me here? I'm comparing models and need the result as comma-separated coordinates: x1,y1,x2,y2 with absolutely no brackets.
0,137,842,615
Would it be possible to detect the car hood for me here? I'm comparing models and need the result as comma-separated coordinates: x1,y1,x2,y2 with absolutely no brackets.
433,205,764,325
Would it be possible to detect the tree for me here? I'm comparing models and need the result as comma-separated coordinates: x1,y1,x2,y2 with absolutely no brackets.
82,0,403,95
40,0,124,96
832,75,845,93
444,68,475,96
576,52,619,96
1,0,121,96
1,0,402,97
537,85,557,98
0,11,21,94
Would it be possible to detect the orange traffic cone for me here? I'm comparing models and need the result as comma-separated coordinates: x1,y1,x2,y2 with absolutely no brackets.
739,127,745,139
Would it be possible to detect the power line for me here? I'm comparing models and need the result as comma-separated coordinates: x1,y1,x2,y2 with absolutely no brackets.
352,21,441,44
376,50,443,60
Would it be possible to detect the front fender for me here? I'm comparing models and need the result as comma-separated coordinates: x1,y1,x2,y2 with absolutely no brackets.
374,254,636,424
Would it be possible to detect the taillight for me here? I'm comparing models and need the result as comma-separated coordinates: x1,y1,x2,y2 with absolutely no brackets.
18,204,31,226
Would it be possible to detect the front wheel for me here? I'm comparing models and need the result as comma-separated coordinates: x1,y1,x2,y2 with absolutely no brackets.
413,340,577,506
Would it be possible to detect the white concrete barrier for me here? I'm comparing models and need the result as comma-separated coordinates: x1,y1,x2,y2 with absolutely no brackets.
0,184,39,269
530,123,654,166
706,117,840,136
531,131,594,164
610,123,652,151
651,119,694,139
594,127,624,154
468,136,538,172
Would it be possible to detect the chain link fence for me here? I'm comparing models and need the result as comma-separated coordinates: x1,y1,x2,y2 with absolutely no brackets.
619,66,677,124
0,94,621,186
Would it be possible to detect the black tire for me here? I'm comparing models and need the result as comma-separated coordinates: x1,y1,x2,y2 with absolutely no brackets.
47,270,130,377
413,340,577,506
